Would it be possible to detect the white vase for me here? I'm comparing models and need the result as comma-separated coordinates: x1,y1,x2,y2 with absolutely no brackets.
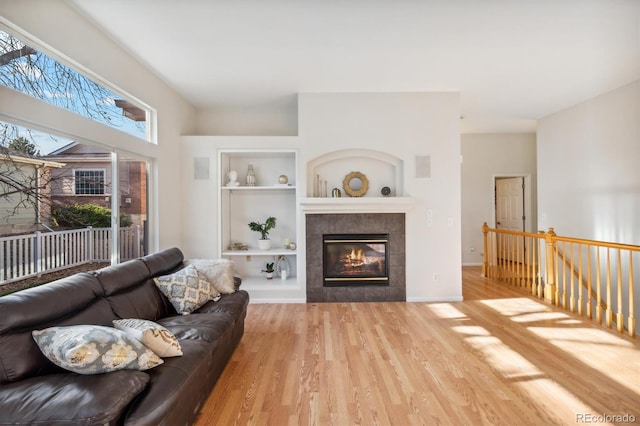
258,239,271,250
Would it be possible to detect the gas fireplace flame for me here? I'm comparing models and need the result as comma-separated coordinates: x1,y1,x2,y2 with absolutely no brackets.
344,248,367,268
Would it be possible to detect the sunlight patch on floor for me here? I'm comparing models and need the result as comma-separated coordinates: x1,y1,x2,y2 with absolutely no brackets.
459,328,599,424
509,311,571,323
464,334,541,380
426,303,467,319
528,326,640,396
478,296,640,397
451,325,491,336
480,297,550,317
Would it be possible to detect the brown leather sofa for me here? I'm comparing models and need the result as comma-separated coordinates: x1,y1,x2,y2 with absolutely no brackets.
0,247,249,425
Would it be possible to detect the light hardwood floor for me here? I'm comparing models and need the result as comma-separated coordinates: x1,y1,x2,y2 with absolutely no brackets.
195,267,640,425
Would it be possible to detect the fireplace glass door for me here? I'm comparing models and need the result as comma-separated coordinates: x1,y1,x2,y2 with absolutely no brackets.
323,234,389,286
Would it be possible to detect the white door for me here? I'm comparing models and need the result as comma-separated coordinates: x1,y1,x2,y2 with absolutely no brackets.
496,177,524,231
495,177,525,261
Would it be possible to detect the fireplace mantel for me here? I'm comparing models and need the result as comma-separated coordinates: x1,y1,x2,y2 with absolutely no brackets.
299,197,416,214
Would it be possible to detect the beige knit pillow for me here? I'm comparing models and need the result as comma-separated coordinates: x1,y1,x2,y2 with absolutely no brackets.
113,319,182,357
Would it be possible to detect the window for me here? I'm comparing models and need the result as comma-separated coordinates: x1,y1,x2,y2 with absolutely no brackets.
0,28,151,142
0,21,154,268
74,169,105,195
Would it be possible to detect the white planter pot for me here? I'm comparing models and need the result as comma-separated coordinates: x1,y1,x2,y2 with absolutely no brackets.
258,239,271,250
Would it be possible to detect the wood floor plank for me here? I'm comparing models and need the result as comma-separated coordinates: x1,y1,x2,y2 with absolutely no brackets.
195,267,640,425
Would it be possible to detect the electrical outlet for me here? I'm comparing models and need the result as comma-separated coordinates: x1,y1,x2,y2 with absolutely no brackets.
433,274,439,281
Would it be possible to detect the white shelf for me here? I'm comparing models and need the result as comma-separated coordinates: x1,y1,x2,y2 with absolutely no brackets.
221,185,296,191
218,149,299,289
239,276,300,290
299,196,416,213
222,249,297,256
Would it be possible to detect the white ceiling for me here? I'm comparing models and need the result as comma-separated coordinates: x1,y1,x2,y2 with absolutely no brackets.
69,0,639,133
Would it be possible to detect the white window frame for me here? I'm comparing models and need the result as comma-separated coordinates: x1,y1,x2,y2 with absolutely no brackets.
73,168,106,196
0,21,156,144
0,19,159,259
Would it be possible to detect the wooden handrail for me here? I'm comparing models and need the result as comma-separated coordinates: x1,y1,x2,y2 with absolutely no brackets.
482,223,638,337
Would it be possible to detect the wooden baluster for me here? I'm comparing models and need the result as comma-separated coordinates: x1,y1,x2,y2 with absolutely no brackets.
510,233,515,284
569,243,575,312
491,232,497,279
616,249,623,333
507,234,512,283
482,223,489,277
530,238,540,295
503,233,507,281
606,248,613,329
596,247,602,325
522,237,531,290
586,246,592,319
537,233,544,297
510,234,516,285
629,252,635,337
521,235,526,288
578,244,583,316
553,246,564,305
561,242,567,309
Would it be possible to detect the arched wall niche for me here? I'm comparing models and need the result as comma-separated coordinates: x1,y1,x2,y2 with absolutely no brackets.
306,149,404,197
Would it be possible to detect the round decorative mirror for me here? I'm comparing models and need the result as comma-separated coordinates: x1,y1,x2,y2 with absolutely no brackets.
343,171,369,197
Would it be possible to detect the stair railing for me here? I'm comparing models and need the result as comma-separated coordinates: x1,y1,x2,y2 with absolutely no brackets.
482,223,638,337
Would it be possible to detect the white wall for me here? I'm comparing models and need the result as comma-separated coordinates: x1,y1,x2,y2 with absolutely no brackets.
181,92,462,302
196,96,298,136
537,81,639,245
461,133,537,265
298,92,462,302
1,0,197,251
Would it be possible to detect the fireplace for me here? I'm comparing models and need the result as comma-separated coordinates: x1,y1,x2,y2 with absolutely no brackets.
306,213,405,302
323,234,389,287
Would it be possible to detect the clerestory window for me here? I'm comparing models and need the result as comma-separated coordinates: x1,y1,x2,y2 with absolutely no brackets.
0,28,151,142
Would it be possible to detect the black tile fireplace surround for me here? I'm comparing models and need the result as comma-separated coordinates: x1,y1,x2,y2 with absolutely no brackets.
306,213,406,302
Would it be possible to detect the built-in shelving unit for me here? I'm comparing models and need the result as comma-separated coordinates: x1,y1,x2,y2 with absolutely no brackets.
217,149,299,290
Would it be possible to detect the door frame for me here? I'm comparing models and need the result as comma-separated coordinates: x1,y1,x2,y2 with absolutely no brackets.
491,174,533,233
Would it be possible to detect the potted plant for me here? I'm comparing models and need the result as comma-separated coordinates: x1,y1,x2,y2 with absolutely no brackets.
248,216,276,250
262,262,275,279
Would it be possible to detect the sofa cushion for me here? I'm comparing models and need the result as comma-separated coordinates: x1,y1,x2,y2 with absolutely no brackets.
123,339,214,426
113,318,183,357
186,258,236,294
94,259,150,297
32,325,163,374
197,290,250,320
0,273,118,385
154,265,219,315
141,247,185,277
158,311,235,344
0,371,149,425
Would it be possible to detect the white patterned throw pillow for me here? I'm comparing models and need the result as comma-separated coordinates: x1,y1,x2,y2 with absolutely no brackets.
153,264,215,314
113,318,182,357
186,258,236,294
32,325,163,375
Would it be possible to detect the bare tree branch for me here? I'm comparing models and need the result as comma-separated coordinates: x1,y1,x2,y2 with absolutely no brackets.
0,45,36,66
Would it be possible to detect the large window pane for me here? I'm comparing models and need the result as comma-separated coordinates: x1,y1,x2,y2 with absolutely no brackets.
0,28,150,141
0,123,149,290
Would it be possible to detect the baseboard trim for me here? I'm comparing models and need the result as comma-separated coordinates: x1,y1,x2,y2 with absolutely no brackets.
407,296,464,303
462,262,482,267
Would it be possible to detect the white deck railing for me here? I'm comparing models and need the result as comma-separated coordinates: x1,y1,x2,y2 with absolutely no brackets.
0,226,142,284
